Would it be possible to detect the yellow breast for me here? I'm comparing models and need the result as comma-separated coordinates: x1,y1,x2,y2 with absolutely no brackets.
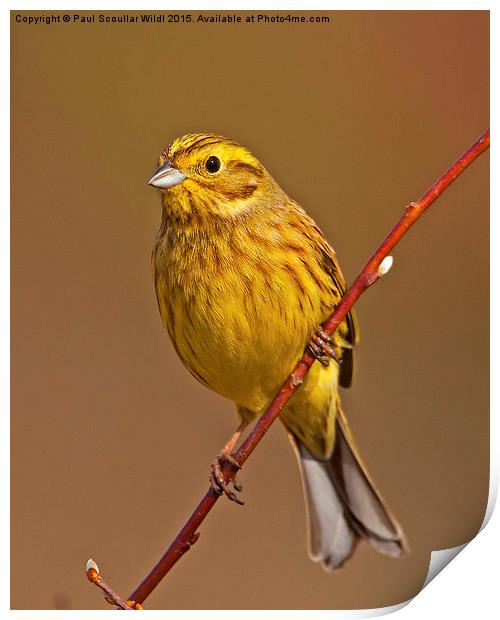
153,213,342,418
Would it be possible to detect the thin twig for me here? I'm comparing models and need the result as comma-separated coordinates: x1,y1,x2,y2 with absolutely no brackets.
86,559,143,609
90,128,489,607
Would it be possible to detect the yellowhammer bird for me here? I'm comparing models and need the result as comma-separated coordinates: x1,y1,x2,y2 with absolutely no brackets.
148,133,408,570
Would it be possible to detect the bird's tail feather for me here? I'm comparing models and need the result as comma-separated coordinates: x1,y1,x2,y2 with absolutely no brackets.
289,401,408,571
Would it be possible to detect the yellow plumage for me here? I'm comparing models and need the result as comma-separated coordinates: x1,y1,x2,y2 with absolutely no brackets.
151,133,355,458
150,133,407,569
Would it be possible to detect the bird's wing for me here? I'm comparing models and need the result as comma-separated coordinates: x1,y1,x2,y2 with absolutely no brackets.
295,205,358,388
317,234,359,388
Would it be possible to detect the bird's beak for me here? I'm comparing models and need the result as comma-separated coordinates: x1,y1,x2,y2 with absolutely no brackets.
148,160,187,189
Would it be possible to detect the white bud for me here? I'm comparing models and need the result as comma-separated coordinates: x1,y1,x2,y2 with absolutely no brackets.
86,558,100,574
378,256,394,276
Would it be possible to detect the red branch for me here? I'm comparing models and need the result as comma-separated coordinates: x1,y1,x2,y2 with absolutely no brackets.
90,128,489,607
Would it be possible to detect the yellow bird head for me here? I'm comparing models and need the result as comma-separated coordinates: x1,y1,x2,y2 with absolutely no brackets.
148,133,281,220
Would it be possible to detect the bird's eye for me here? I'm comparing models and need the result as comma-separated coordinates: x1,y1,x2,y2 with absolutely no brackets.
205,156,221,174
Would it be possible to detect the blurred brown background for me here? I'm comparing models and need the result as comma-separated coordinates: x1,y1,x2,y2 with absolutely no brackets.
11,10,489,610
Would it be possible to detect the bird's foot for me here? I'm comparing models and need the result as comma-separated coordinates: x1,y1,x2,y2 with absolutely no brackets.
209,449,244,505
309,327,341,367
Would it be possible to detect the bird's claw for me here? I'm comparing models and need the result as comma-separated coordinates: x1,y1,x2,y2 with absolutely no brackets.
209,450,245,505
309,327,341,366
